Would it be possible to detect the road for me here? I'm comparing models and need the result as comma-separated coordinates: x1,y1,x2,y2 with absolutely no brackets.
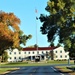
4,66,69,75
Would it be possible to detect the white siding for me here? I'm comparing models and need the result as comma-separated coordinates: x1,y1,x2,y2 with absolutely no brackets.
7,49,24,62
53,47,69,60
7,47,69,62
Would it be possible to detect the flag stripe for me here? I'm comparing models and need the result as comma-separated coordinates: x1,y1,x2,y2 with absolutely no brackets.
35,9,38,13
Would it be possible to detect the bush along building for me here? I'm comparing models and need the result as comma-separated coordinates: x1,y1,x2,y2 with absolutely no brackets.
7,46,69,62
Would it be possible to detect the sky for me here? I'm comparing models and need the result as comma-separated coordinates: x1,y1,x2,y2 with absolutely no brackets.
0,0,58,47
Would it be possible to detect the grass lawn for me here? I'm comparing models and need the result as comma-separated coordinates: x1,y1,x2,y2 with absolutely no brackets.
1,62,52,66
0,68,19,74
47,60,74,64
0,60,74,66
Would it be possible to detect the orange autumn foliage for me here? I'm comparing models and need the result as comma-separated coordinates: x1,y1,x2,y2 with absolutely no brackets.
0,11,21,53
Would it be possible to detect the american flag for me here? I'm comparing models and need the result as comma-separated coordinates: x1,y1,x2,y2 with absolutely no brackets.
35,9,38,20
35,9,38,13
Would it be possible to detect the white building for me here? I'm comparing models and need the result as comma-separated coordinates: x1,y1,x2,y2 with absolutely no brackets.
53,47,69,60
7,46,69,62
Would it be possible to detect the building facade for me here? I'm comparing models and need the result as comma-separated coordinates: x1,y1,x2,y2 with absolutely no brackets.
53,47,69,60
7,47,69,62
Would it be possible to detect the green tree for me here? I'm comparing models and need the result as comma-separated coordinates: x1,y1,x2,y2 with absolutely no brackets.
0,56,2,62
49,42,54,47
34,44,38,48
18,30,32,50
57,43,61,47
2,51,8,62
39,0,75,60
46,51,56,60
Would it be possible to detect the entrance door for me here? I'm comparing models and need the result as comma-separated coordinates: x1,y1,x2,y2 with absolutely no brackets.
35,56,40,62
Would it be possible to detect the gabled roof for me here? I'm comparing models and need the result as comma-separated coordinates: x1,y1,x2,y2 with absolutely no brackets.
23,47,57,51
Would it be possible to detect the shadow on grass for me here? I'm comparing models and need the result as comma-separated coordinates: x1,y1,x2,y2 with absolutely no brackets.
56,67,75,75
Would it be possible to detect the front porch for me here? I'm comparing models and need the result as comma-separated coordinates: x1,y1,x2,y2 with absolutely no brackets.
24,54,46,62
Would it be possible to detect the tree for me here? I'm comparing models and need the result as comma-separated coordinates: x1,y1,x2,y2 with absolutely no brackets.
46,51,51,60
2,51,8,62
18,30,32,49
49,42,54,47
57,43,61,47
39,0,75,60
46,51,56,60
0,11,32,55
0,56,2,62
34,44,38,48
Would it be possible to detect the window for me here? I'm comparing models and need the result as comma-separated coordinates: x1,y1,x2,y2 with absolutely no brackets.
56,56,58,58
14,52,16,54
19,52,21,54
55,51,57,53
60,51,62,53
42,51,44,53
46,51,48,54
24,52,26,54
60,55,62,58
14,57,16,59
37,51,39,54
65,55,67,58
29,52,30,54
10,57,12,59
19,57,21,59
10,52,11,55
33,51,34,54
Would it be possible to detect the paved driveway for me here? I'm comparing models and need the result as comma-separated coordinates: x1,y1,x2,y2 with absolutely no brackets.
4,66,69,75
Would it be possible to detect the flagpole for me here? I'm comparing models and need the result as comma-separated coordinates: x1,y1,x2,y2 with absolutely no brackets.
35,9,38,54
